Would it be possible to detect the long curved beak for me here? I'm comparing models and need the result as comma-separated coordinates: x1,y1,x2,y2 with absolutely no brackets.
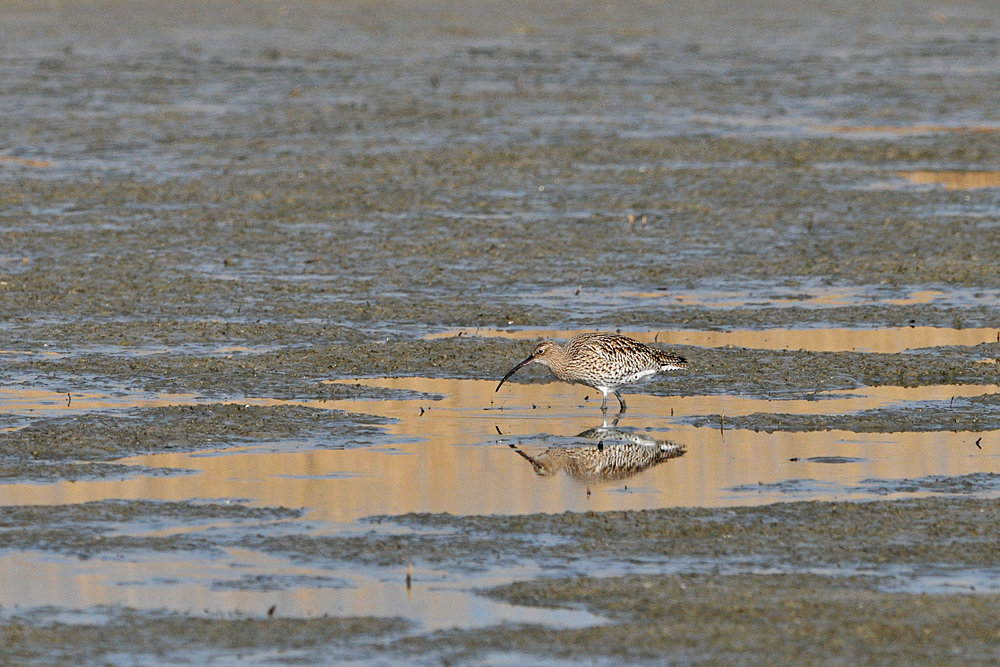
495,353,536,392
507,443,536,464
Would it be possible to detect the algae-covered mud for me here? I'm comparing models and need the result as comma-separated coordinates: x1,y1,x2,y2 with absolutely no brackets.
3,0,1000,663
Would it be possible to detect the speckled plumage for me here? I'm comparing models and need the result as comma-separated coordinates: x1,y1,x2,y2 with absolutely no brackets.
496,332,687,412
508,426,685,481
531,441,686,481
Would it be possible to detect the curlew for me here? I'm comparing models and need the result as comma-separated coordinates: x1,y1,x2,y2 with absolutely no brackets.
509,436,685,482
508,419,686,481
495,332,687,412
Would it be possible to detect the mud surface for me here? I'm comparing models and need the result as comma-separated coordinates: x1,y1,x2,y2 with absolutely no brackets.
6,476,997,568
695,390,1000,432
7,572,1000,665
2,0,1000,401
370,492,1000,569
4,493,1000,664
3,0,1000,360
3,0,1000,664
0,404,388,480
0,608,409,666
462,573,1000,665
7,338,1000,403
0,499,302,556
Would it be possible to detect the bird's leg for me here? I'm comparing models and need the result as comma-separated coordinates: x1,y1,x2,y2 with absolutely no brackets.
600,390,609,412
614,390,627,414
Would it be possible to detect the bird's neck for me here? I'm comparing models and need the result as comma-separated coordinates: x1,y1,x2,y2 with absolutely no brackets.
537,345,571,381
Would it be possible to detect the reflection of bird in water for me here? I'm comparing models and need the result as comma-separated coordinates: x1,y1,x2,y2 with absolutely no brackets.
495,332,687,413
509,426,685,482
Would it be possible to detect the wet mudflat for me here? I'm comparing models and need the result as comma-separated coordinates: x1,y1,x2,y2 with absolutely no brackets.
5,494,1000,665
4,0,1000,663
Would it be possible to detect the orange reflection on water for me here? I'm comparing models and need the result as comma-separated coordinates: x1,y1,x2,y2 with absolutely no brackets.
898,171,1000,190
528,285,968,310
0,549,600,630
426,326,1000,354
0,156,55,168
0,387,201,417
1,378,999,523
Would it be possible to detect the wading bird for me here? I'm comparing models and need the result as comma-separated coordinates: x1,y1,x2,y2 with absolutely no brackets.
495,332,687,412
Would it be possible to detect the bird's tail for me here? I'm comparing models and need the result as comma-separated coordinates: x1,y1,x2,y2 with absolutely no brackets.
656,351,687,370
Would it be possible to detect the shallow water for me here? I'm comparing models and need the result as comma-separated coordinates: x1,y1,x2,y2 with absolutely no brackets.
2,368,1000,628
517,282,1000,311
4,376,999,516
898,170,1000,190
0,550,605,632
474,282,1000,328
